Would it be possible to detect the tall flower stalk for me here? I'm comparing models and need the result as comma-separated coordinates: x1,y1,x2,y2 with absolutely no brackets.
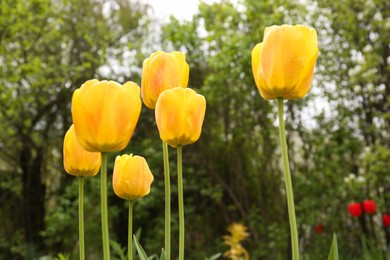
162,141,171,259
277,98,299,259
101,153,110,259
177,146,184,260
128,200,135,260
78,177,85,260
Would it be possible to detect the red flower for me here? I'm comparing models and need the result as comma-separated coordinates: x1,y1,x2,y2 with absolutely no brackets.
383,215,390,228
348,202,362,217
362,199,376,215
314,224,324,234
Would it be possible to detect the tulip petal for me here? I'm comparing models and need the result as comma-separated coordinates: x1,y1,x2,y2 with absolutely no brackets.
251,42,275,99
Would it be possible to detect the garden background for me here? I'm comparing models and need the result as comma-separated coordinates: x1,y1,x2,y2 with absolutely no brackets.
1,0,389,259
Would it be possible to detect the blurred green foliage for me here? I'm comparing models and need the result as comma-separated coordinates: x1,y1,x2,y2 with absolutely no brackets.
0,0,389,259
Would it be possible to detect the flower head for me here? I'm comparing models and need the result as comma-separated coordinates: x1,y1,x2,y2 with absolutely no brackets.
252,24,318,100
348,202,362,217
155,87,206,148
72,79,142,152
362,199,376,215
314,224,324,234
112,154,154,201
63,125,101,177
223,223,250,260
141,51,189,109
383,214,390,228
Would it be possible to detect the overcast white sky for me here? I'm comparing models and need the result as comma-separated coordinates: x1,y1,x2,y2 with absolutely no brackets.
145,0,218,21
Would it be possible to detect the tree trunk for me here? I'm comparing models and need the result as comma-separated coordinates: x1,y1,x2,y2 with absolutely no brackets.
21,141,46,258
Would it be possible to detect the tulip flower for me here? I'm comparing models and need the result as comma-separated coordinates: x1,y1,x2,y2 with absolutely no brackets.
362,199,376,215
383,214,390,228
113,154,154,260
348,202,362,217
113,154,154,201
63,125,101,177
155,87,206,148
155,87,205,259
72,79,141,259
141,51,189,109
72,79,142,153
314,224,325,234
63,124,101,260
252,24,318,100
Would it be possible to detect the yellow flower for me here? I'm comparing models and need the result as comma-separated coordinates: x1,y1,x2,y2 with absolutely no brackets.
223,223,250,260
155,87,206,148
252,24,318,100
72,79,142,153
63,125,101,177
141,51,189,109
112,154,154,201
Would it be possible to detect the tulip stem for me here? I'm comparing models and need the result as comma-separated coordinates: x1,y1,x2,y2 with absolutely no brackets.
277,98,299,260
163,141,171,260
79,177,85,260
177,145,185,260
101,153,110,260
128,200,135,260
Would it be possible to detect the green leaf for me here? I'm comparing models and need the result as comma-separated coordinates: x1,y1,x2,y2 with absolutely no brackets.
110,240,127,260
327,233,339,260
133,235,149,260
160,248,166,260
205,252,222,260
133,229,142,259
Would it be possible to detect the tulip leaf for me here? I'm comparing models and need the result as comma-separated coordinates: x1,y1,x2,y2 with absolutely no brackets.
205,252,222,260
133,235,149,260
133,229,143,259
110,240,126,260
327,233,339,260
160,248,166,260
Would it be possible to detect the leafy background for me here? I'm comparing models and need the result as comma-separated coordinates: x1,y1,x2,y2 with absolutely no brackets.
0,0,389,259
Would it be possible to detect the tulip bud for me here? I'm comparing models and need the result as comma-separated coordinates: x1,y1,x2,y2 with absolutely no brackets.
63,125,101,177
348,202,362,217
362,199,376,215
155,87,206,148
314,224,324,234
383,214,390,228
112,154,154,201
141,51,189,109
252,24,318,100
72,79,142,153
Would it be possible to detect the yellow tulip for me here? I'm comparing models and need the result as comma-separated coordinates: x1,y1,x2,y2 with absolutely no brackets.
72,79,142,152
141,51,189,109
251,24,318,100
155,87,206,148
63,125,101,177
112,154,154,201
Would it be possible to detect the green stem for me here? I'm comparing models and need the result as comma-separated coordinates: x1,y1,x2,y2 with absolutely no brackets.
163,141,171,260
101,153,110,259
79,177,85,260
128,200,135,260
177,145,184,260
277,98,299,260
